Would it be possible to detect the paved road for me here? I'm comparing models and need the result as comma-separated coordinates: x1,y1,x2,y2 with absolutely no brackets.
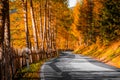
40,51,120,80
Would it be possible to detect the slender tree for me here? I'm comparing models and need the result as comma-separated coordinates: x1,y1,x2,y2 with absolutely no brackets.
0,1,5,79
21,0,31,69
30,0,38,51
21,0,30,49
4,0,10,47
0,0,11,79
47,0,51,52
0,0,5,61
4,0,11,79
39,0,43,50
43,0,47,51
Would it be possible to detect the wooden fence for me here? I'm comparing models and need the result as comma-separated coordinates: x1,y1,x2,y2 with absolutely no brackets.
0,47,57,80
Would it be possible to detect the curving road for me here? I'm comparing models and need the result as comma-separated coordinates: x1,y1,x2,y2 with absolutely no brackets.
40,51,120,80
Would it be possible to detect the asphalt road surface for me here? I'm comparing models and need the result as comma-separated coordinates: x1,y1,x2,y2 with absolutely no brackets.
40,51,120,80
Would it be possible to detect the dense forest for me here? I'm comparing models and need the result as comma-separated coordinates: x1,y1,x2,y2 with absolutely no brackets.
2,0,120,51
9,0,72,50
72,0,120,68
0,0,120,79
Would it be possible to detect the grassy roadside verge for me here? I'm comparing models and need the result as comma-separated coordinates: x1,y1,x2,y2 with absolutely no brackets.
13,51,60,80
14,59,49,80
74,41,120,68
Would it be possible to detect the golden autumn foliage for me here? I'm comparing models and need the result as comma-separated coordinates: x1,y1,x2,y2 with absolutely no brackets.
10,0,71,50
9,0,120,69
72,0,120,68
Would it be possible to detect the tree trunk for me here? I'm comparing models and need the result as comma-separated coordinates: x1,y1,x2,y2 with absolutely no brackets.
0,0,11,79
39,0,43,50
21,0,30,69
48,8,52,53
47,0,50,52
22,0,29,49
4,0,11,79
0,0,6,61
0,1,5,79
43,0,47,51
4,3,10,47
30,0,38,51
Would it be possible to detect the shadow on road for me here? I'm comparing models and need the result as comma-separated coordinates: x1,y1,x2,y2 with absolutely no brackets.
40,51,120,80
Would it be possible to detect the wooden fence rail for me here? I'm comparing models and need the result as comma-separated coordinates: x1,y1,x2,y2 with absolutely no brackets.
0,48,57,80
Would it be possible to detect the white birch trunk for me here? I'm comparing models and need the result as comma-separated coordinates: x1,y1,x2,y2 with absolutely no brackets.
30,0,38,51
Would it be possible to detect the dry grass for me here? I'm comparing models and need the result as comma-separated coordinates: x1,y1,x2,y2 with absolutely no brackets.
14,59,48,80
75,40,120,68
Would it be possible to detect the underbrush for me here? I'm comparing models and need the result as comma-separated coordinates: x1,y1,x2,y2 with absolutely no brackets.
14,59,48,80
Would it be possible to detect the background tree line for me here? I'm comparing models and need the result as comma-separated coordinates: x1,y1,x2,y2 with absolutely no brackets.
10,0,72,51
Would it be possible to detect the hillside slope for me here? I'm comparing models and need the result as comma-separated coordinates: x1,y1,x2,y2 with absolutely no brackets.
75,40,120,68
